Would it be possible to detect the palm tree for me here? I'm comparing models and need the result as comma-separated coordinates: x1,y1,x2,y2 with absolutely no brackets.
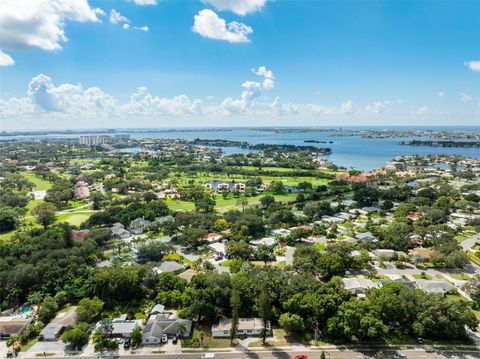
237,196,248,211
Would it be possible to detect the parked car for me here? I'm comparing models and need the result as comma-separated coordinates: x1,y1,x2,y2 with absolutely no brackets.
393,355,406,359
292,355,309,359
214,254,223,261
162,334,168,343
123,338,131,349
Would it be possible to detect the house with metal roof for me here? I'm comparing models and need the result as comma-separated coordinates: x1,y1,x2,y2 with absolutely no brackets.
143,316,192,344
212,318,271,338
0,317,31,339
415,279,454,295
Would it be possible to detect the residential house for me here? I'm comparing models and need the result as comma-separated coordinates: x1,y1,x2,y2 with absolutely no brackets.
321,216,345,224
110,316,140,338
271,228,291,238
373,249,396,260
355,232,378,242
153,261,184,274
129,217,152,235
200,233,223,243
342,278,378,296
408,247,432,262
143,312,192,344
39,306,77,341
212,318,271,338
415,280,454,295
209,242,226,255
0,317,31,339
111,226,131,240
150,304,166,315
250,237,277,247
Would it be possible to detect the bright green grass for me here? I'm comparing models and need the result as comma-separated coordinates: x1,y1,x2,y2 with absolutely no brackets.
163,252,193,265
0,230,15,241
449,273,470,280
165,200,196,211
56,212,93,226
454,235,467,243
20,338,38,352
166,192,299,212
166,171,331,188
468,252,480,266
23,172,52,191
413,273,432,280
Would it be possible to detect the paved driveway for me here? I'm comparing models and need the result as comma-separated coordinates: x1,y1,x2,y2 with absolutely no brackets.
28,340,69,355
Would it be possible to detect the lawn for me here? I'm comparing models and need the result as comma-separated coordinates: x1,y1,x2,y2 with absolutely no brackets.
23,172,52,191
446,294,468,303
56,211,93,226
168,170,332,188
20,338,38,352
182,325,237,349
413,273,432,280
454,235,467,243
165,192,298,212
165,199,196,211
449,273,470,281
163,252,194,265
467,252,480,266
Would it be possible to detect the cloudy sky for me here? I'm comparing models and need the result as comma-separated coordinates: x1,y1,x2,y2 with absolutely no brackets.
0,0,479,130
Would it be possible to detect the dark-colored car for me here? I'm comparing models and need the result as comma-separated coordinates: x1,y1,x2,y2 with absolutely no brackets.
123,338,131,349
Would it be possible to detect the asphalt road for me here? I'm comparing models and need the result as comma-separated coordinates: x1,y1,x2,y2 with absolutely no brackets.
31,349,480,359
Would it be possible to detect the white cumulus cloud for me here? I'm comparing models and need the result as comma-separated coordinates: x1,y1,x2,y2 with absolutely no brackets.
365,102,384,114
134,26,149,32
0,0,100,65
110,9,130,25
412,105,430,115
192,9,252,43
437,91,445,98
309,100,355,115
252,65,275,89
269,97,298,116
109,9,149,32
465,60,480,72
461,93,472,102
0,50,14,66
341,100,355,114
203,0,267,15
124,87,202,116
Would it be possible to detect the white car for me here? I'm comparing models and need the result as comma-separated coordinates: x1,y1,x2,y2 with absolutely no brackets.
161,334,168,343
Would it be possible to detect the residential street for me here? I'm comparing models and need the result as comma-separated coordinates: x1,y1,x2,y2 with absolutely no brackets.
461,233,480,251
21,349,480,359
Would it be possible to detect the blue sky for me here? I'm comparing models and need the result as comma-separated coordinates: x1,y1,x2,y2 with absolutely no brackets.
0,0,479,130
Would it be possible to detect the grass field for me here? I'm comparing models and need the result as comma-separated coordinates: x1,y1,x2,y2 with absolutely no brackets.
56,211,93,226
165,170,332,188
165,192,298,212
23,172,52,191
